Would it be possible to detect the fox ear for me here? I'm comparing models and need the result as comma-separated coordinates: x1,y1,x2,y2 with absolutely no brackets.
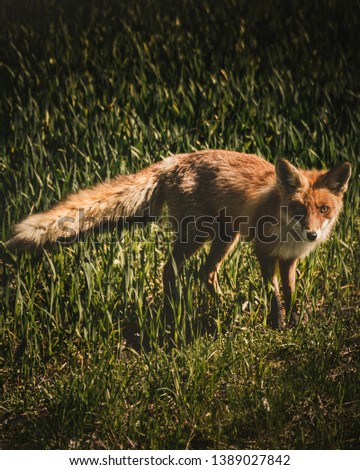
321,162,352,194
276,159,304,190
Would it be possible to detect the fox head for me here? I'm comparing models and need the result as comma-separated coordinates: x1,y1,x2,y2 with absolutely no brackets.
276,159,352,244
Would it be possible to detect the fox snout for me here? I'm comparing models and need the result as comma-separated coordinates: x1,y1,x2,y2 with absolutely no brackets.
301,216,334,243
302,218,331,242
287,210,334,244
306,230,318,241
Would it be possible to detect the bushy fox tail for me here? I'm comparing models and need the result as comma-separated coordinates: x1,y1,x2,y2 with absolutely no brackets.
6,164,165,252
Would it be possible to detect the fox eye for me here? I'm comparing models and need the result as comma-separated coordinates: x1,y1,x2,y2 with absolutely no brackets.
320,205,329,214
292,204,306,216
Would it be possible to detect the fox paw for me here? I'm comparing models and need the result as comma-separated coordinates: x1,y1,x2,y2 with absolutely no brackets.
288,310,309,328
267,313,286,331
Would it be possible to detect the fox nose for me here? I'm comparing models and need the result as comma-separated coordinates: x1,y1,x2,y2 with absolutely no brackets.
306,231,318,241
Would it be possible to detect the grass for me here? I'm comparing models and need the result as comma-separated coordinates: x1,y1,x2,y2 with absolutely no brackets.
1,0,359,449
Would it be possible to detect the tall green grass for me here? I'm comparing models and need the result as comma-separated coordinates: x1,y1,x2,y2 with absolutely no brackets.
1,0,359,449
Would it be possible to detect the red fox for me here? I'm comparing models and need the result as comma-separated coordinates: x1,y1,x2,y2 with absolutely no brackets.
6,150,351,329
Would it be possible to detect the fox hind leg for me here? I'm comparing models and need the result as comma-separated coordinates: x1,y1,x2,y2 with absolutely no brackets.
162,231,207,337
163,232,206,304
204,232,240,297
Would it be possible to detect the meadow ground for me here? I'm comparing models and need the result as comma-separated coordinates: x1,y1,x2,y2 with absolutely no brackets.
0,0,359,449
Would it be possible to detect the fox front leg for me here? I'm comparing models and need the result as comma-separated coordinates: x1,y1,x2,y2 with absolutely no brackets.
257,256,285,330
279,259,308,327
